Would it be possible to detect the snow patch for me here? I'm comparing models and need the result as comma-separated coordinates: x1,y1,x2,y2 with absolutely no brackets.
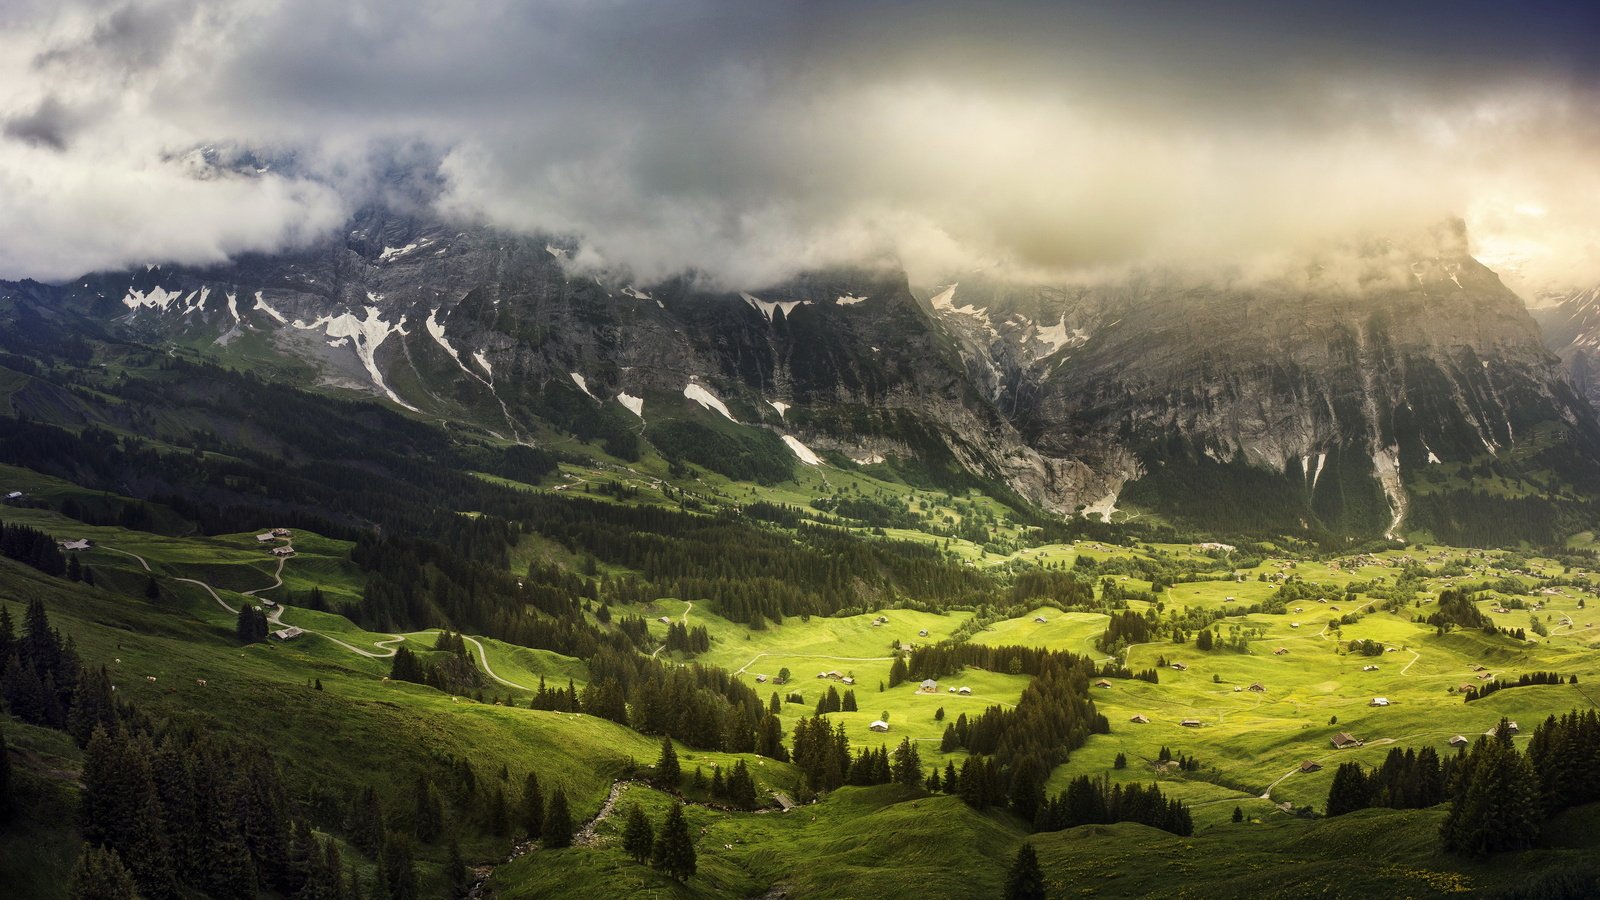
290,306,414,410
741,292,810,322
378,240,431,262
121,285,183,312
782,435,822,466
683,382,736,422
225,291,240,322
622,285,653,301
424,309,461,361
252,292,288,324
768,400,790,418
472,351,493,377
617,393,644,418
545,244,568,259
835,293,868,306
327,338,349,348
850,452,885,466
1032,316,1088,357
570,372,597,399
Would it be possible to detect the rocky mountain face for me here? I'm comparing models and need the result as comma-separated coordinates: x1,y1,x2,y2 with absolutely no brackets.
7,214,1596,538
4,207,1108,514
1531,284,1600,411
923,222,1599,536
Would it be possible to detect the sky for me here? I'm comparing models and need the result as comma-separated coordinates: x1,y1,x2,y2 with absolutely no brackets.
1,0,1598,294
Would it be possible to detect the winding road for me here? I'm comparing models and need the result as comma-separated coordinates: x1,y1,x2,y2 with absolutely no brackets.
101,541,529,690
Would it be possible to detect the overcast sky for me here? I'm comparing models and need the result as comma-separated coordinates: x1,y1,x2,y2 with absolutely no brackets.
2,0,1598,292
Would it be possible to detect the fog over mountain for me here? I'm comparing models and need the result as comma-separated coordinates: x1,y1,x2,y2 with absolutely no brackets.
2,0,1598,291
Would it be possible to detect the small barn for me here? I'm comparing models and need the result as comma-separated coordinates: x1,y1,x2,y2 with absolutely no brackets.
1180,718,1202,728
919,679,938,693
1248,682,1266,693
1299,760,1323,773
755,674,767,683
868,720,890,733
271,546,295,557
1331,732,1364,749
1129,714,1150,724
957,686,972,695
1363,665,1379,672
1448,735,1470,748
59,539,91,551
1170,662,1188,671
271,626,304,641
1034,616,1048,624
1094,679,1112,688
256,533,276,543
272,528,292,537
1370,697,1390,707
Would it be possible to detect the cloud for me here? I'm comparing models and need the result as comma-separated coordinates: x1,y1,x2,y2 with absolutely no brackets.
1,0,1597,291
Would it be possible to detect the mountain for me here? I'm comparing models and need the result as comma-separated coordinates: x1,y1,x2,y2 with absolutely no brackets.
7,214,1598,543
926,221,1600,540
1531,283,1600,410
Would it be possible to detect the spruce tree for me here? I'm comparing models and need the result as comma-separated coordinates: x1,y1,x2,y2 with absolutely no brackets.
543,789,573,849
412,775,442,843
622,802,654,863
1325,762,1372,817
520,772,544,841
68,846,140,900
446,838,470,899
1004,843,1046,900
892,737,923,787
651,802,696,882
0,726,9,822
728,760,758,809
656,736,681,787
379,832,418,900
1441,724,1542,855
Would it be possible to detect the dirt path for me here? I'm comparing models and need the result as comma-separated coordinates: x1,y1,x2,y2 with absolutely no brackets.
103,543,408,660
460,634,532,691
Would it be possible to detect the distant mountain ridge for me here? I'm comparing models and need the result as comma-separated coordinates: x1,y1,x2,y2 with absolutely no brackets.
6,212,1598,542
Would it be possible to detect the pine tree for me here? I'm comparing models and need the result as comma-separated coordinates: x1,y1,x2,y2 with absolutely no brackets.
446,838,470,899
543,789,573,849
1004,843,1046,900
727,760,758,809
80,726,178,900
488,786,509,836
892,737,923,787
1325,762,1372,817
651,802,696,882
68,846,140,900
0,726,9,822
412,775,442,843
379,832,418,900
1232,805,1244,823
656,736,681,787
622,802,654,863
520,772,544,841
1441,724,1542,855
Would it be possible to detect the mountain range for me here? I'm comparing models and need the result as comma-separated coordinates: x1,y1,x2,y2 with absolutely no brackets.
5,211,1597,544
